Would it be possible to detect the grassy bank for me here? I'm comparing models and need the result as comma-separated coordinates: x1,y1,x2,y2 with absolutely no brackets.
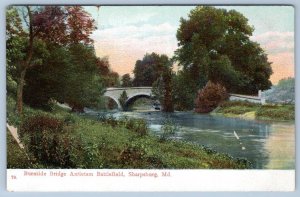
213,101,294,121
7,97,250,169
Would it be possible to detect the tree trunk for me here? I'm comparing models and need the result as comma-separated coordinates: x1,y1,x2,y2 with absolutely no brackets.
16,6,34,115
162,71,174,112
17,68,27,114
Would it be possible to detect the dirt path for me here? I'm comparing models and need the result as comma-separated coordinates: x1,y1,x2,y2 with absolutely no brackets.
6,123,24,149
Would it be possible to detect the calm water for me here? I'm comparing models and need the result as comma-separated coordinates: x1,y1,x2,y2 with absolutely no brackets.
87,109,295,169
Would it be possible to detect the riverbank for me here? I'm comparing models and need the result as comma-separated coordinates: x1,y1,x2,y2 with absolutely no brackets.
212,101,294,121
7,97,250,169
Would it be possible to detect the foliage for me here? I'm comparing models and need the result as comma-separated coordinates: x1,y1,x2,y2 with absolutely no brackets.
19,115,77,168
98,115,149,136
172,70,205,111
64,44,104,112
216,101,259,115
118,90,129,110
32,6,96,45
150,54,174,112
215,101,294,121
175,6,272,94
6,5,97,114
7,130,37,168
256,104,294,121
23,43,104,112
195,81,228,113
159,119,179,141
96,57,120,87
263,77,295,104
121,73,132,87
120,117,149,136
133,52,164,86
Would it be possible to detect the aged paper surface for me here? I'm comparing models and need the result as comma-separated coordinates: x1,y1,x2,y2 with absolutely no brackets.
6,5,295,191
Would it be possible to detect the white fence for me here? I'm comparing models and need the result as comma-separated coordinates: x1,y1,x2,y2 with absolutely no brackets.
229,90,266,105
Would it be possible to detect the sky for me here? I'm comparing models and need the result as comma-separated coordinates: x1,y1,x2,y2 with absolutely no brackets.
84,6,294,84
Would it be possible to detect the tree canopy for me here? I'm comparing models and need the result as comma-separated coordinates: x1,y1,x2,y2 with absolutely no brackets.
175,6,273,94
6,6,118,112
121,74,133,87
133,53,164,86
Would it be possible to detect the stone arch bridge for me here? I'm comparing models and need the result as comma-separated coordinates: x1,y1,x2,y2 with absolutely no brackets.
104,87,154,109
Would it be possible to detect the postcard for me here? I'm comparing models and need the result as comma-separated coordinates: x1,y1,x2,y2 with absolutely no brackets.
6,5,295,191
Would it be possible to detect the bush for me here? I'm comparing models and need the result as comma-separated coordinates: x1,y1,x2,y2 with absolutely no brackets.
120,117,148,136
256,105,295,121
160,119,179,141
20,115,76,168
97,114,119,127
118,90,128,110
195,81,228,113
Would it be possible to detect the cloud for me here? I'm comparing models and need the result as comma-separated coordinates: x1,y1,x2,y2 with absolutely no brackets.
251,31,294,84
91,23,178,76
268,52,294,84
251,31,294,54
93,23,176,39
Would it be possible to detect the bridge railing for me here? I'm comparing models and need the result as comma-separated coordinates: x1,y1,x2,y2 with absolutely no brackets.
106,87,152,91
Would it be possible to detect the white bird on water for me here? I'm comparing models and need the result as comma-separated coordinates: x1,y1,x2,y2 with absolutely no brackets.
233,130,240,140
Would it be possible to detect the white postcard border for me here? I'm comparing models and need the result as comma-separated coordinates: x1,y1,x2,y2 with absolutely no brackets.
7,169,295,192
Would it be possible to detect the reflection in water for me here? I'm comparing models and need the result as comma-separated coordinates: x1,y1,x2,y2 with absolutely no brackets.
88,110,295,169
264,124,295,169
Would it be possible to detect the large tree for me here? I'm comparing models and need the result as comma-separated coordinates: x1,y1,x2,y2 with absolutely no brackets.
132,53,162,86
121,74,132,87
7,6,96,114
175,6,272,94
151,54,174,112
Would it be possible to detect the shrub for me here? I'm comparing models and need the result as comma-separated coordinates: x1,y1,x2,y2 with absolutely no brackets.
97,114,119,127
160,119,179,141
118,90,128,110
20,115,76,168
120,117,148,136
256,105,295,121
195,81,228,113
118,140,164,168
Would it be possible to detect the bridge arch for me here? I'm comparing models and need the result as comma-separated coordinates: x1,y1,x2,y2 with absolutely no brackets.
103,87,154,110
103,95,122,110
124,93,152,110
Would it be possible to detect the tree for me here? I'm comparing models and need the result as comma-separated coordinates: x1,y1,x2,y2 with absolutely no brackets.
172,70,202,111
24,43,104,112
7,6,96,114
175,6,272,94
194,81,228,113
132,53,162,86
118,90,128,111
151,54,174,112
6,7,26,97
121,74,132,87
263,77,295,104
96,57,120,87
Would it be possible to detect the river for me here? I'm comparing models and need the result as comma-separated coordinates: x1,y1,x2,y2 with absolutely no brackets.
86,109,295,169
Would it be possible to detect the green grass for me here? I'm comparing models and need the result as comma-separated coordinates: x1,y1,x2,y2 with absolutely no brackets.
7,96,250,169
215,101,294,121
7,129,38,168
256,104,295,121
215,101,259,115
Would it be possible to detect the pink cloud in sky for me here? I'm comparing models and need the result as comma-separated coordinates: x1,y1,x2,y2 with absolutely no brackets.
92,23,178,76
251,31,294,84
